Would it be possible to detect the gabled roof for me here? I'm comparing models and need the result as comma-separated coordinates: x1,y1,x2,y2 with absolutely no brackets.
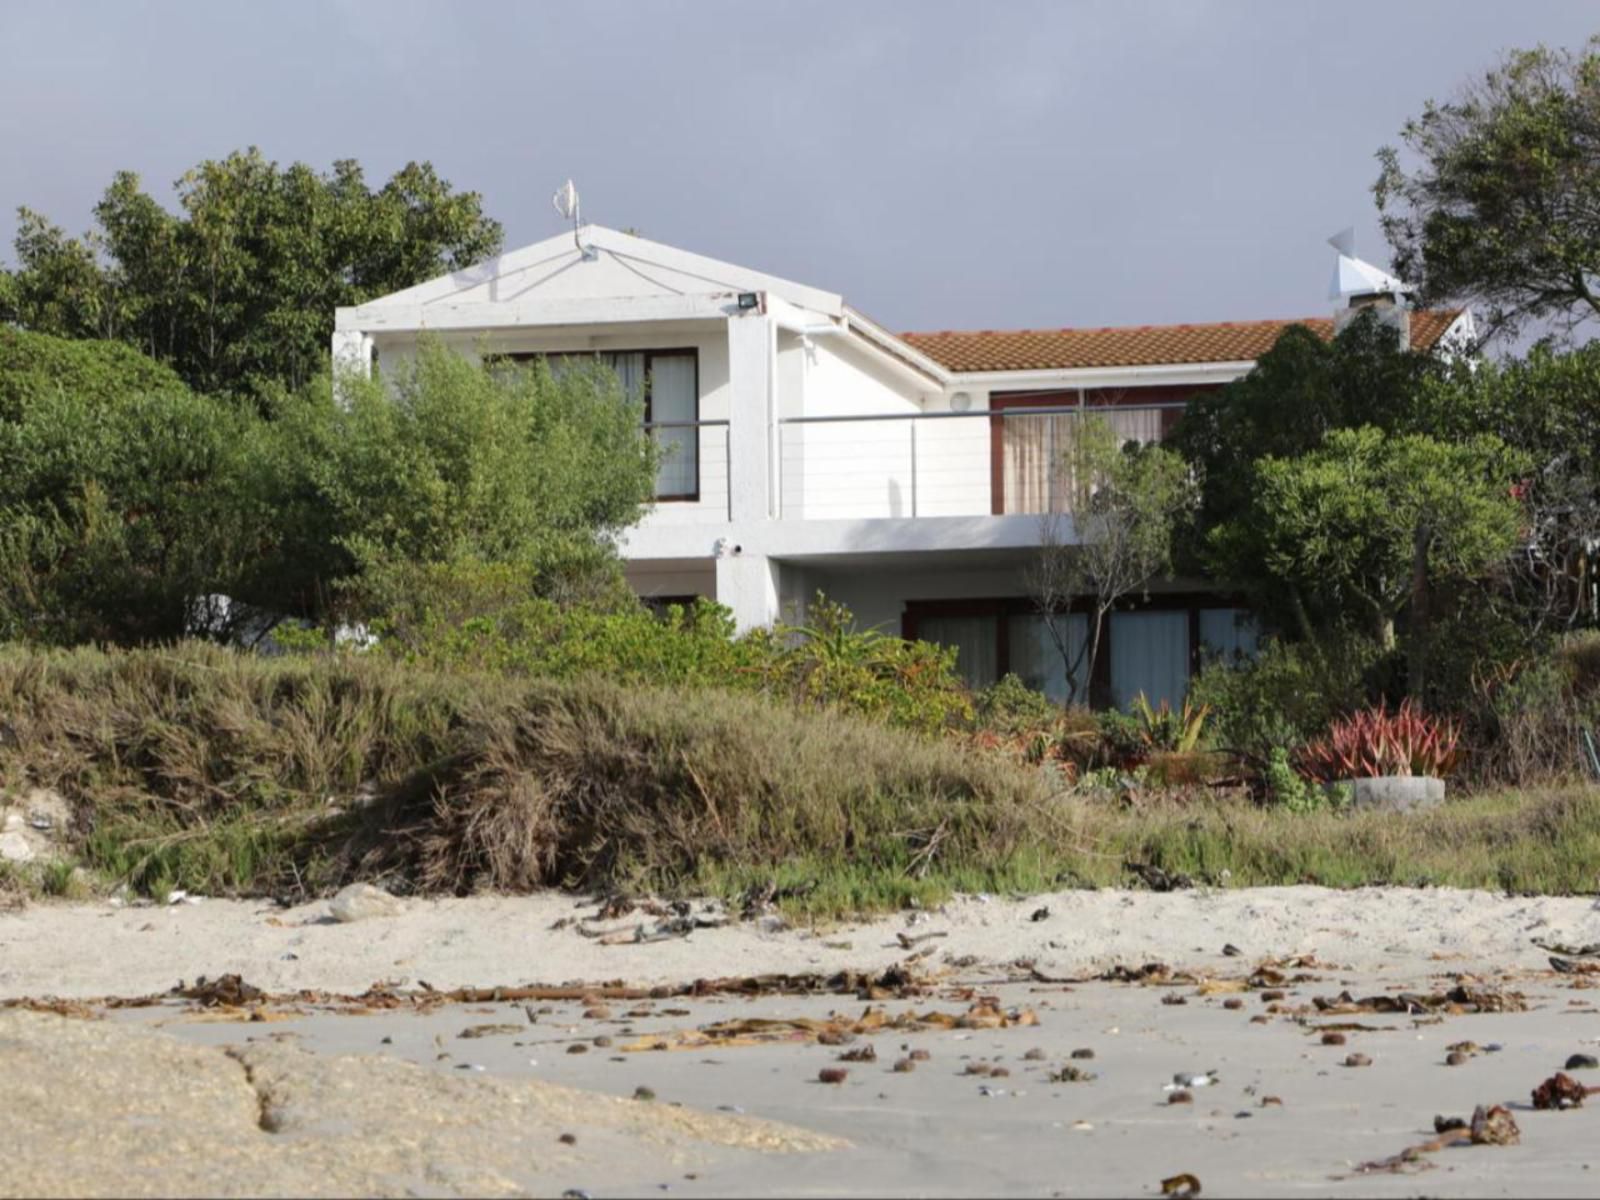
900,310,1466,374
357,224,843,318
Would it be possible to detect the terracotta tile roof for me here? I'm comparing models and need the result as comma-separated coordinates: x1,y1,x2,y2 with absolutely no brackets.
900,310,1463,373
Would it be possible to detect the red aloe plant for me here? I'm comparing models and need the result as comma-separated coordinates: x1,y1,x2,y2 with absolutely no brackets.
1297,699,1461,783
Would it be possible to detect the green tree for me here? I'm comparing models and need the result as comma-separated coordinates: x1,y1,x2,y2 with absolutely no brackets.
4,150,502,396
1171,310,1444,540
1375,38,1600,341
1233,427,1526,696
0,335,266,643
1422,343,1600,634
1025,416,1197,705
315,341,659,622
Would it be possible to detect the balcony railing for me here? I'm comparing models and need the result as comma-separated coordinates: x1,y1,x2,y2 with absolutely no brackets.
640,404,1182,525
777,403,1181,521
644,418,731,520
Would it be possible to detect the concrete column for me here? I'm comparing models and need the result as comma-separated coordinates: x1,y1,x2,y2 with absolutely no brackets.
716,551,779,632
725,311,773,524
331,329,373,377
331,330,373,408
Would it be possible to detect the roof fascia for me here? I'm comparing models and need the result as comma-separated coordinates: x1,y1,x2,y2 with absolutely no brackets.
336,293,739,333
840,307,951,387
949,360,1259,389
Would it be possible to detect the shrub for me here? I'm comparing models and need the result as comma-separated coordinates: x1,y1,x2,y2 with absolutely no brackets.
369,586,970,736
1129,693,1211,753
974,673,1058,734
1297,699,1462,782
1190,631,1384,758
322,342,658,616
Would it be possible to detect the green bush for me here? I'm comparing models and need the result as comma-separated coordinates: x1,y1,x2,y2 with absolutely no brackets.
1190,631,1384,758
368,583,970,736
0,343,270,643
974,673,1058,734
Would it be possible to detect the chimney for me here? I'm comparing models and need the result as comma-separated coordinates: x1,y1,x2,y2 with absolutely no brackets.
1327,228,1412,349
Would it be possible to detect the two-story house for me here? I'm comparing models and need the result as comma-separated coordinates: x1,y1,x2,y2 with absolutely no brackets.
333,224,1470,709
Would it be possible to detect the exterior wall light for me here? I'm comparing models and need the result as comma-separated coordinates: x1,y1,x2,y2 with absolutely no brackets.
950,391,972,412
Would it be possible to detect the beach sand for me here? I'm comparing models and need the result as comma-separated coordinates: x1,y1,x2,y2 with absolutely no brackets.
4,886,1600,1197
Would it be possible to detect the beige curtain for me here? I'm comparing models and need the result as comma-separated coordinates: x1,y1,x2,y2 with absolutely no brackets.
1003,413,1077,514
1102,406,1164,449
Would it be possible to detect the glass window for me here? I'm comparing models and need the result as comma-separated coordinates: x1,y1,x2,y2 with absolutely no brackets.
1008,612,1089,704
1109,610,1189,710
1199,608,1259,663
647,353,698,498
917,615,999,691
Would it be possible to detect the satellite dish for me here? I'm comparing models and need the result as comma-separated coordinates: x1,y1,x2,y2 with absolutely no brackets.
552,179,580,222
551,179,593,258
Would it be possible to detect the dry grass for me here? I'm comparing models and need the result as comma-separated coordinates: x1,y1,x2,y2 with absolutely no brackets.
1,643,1596,914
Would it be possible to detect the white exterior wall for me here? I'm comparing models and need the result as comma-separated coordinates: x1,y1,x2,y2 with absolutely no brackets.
779,335,927,520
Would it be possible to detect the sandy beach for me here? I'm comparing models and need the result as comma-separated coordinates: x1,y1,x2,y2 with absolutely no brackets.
5,886,1600,1197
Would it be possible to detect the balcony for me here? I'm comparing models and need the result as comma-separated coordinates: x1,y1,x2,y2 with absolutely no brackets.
777,402,1182,520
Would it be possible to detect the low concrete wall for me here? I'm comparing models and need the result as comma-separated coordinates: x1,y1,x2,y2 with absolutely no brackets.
1344,775,1446,813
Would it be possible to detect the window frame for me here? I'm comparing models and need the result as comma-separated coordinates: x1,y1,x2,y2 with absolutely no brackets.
507,346,701,503
902,592,1251,709
987,385,1219,515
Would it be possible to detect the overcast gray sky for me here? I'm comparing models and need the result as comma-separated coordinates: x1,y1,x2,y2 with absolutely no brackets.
1,2,1595,333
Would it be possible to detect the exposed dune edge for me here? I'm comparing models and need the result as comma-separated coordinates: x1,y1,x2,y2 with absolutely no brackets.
0,1009,841,1199
2,885,1598,1001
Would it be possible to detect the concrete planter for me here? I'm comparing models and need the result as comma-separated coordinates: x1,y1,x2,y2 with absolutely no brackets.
1342,775,1446,813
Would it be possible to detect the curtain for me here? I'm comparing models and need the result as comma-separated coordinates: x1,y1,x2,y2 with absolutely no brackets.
1198,608,1260,663
917,615,999,690
1003,413,1076,514
647,354,697,497
1008,612,1089,703
601,352,647,399
1109,610,1189,710
1100,405,1164,449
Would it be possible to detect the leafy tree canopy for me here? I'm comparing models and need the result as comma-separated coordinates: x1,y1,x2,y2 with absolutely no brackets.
0,149,503,396
1170,309,1446,540
0,333,658,646
1376,38,1600,341
0,326,184,421
1222,427,1526,659
313,341,659,621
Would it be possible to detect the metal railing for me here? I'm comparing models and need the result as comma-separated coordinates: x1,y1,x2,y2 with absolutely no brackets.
642,419,731,521
776,403,1180,521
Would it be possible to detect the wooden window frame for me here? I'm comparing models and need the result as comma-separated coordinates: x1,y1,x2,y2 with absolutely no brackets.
507,347,701,503
987,384,1220,515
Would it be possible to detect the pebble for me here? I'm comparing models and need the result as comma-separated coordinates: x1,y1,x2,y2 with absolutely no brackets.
1566,1053,1600,1071
1023,1047,1047,1061
1260,989,1285,1002
818,1068,848,1085
1445,1051,1469,1067
1344,1053,1372,1068
327,882,403,923
1168,1089,1193,1104
593,1036,613,1049
567,1044,588,1055
1070,1048,1096,1060
1222,998,1244,1010
909,1049,931,1061
558,1133,577,1146
633,1087,657,1102
1321,1032,1346,1046
892,1058,916,1073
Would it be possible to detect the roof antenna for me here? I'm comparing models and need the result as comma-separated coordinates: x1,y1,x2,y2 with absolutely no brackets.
552,179,594,259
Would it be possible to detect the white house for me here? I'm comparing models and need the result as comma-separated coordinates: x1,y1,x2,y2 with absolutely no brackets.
334,224,1471,709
